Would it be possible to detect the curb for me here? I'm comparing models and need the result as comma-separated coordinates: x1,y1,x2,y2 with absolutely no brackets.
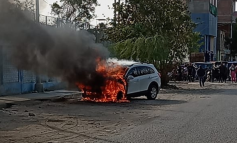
0,92,82,109
0,102,15,109
0,103,7,109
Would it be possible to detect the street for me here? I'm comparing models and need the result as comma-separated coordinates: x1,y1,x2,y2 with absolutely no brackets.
0,82,237,143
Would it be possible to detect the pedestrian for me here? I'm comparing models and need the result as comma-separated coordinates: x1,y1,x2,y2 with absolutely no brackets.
178,65,182,81
235,65,237,83
223,64,228,83
219,63,226,83
229,64,236,83
197,65,206,87
211,65,215,82
187,63,195,82
183,65,188,81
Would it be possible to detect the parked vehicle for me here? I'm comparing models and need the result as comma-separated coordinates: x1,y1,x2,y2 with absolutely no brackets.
193,62,213,79
124,63,161,100
227,61,237,69
214,61,228,67
193,62,213,70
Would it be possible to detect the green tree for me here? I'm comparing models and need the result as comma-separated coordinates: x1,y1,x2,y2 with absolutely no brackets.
106,0,201,85
51,0,98,22
13,0,35,12
224,19,237,60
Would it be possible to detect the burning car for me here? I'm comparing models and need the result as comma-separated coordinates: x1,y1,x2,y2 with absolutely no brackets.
77,59,161,102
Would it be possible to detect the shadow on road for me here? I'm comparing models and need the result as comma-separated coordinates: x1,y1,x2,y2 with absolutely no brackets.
62,98,188,110
129,98,187,106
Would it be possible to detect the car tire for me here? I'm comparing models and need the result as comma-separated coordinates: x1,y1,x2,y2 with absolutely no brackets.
82,93,86,98
117,91,124,101
146,84,158,100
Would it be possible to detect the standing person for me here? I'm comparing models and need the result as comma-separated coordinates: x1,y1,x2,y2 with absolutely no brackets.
183,65,188,81
197,66,206,87
229,64,236,83
235,65,237,83
178,65,182,81
191,64,196,82
223,63,228,83
219,63,225,83
187,63,194,82
211,64,216,82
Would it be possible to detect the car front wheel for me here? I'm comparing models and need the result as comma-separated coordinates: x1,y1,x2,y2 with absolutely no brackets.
146,84,158,100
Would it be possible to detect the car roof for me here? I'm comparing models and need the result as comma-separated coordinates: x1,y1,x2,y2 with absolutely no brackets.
194,62,213,64
228,61,237,64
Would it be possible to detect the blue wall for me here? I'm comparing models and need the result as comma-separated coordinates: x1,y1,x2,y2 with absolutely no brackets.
191,13,209,36
0,46,65,96
191,13,217,37
191,13,217,61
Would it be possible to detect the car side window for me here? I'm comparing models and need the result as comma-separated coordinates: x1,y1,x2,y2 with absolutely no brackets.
138,66,150,75
148,67,155,74
127,68,139,77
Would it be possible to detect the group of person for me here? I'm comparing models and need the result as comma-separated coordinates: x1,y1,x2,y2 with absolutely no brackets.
171,63,237,87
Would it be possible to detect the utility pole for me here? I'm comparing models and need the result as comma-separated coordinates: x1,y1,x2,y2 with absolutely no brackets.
231,0,233,39
118,0,120,24
36,0,39,22
35,0,44,92
230,0,234,61
114,0,117,26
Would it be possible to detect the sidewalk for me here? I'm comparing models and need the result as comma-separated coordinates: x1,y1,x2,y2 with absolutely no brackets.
0,90,81,109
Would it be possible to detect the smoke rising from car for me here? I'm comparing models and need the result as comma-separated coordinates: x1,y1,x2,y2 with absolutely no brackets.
0,0,109,87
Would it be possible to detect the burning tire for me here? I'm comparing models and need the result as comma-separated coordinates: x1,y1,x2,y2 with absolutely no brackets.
146,84,158,100
117,91,124,101
82,93,86,98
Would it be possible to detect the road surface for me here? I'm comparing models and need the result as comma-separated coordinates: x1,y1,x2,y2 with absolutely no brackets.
0,82,237,143
102,83,237,143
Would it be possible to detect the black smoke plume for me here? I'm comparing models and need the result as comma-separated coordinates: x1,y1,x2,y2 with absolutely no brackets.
0,1,109,88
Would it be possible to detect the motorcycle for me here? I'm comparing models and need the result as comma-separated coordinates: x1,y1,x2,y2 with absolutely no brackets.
206,70,211,82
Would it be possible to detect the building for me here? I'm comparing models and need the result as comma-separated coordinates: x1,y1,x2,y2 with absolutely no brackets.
216,30,228,61
217,0,235,37
217,0,236,61
188,0,218,62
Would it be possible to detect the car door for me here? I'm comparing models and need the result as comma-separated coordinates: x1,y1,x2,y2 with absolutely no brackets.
125,67,140,94
137,66,151,92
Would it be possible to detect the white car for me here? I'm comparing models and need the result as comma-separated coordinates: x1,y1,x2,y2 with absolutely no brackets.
82,61,161,100
124,62,161,100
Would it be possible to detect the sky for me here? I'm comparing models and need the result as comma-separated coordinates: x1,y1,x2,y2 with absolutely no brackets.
39,0,114,26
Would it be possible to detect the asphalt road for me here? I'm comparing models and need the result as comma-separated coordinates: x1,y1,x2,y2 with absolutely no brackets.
100,84,237,143
1,82,237,143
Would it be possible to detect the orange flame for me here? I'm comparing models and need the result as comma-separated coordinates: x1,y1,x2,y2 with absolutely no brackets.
76,58,129,102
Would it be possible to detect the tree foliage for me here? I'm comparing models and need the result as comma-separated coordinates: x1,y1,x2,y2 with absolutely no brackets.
224,19,237,60
51,0,98,22
106,0,201,85
13,0,35,12
230,19,237,58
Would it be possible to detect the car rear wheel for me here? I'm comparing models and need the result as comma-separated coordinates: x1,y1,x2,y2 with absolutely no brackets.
146,84,158,100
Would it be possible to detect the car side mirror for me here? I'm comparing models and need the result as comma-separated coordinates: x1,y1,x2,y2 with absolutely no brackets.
127,75,134,80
